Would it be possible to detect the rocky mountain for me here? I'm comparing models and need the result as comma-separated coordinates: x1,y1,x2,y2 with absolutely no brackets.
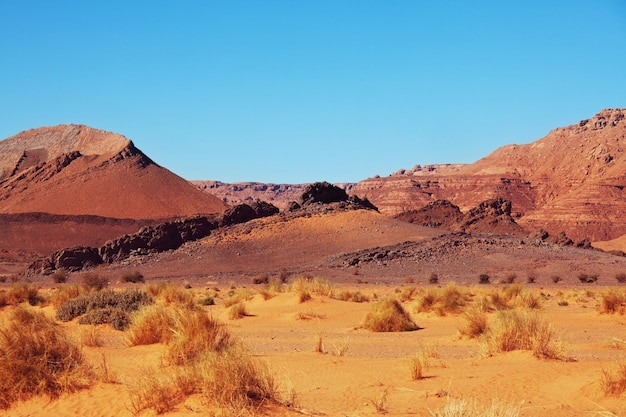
0,124,227,219
352,109,626,242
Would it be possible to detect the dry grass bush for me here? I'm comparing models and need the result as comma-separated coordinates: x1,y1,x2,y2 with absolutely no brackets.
121,270,144,283
429,397,521,417
0,283,46,307
291,276,335,299
148,283,195,308
480,310,566,360
459,307,490,339
166,309,233,366
397,286,420,302
600,363,626,396
126,304,176,346
128,308,281,415
416,284,470,316
409,349,430,380
616,273,626,284
51,269,68,284
333,290,371,303
296,311,327,320
56,289,153,330
363,298,419,332
480,284,541,312
598,289,626,315
129,366,198,416
49,284,83,308
194,344,279,413
81,272,109,291
0,308,92,409
228,302,249,320
223,287,256,308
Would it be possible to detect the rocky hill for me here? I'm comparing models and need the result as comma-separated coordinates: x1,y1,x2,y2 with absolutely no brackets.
352,109,626,242
0,124,227,219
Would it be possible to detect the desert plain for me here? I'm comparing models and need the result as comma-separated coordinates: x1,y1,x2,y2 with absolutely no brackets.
0,110,626,416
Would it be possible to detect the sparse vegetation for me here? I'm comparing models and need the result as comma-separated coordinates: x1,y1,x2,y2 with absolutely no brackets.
127,302,281,415
333,290,371,303
362,298,419,332
479,273,491,284
291,276,336,300
0,283,46,307
551,275,562,284
429,273,440,284
616,273,626,284
0,308,92,409
49,284,84,308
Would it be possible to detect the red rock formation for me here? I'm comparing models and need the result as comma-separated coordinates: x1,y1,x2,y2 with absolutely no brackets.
0,125,227,219
353,109,626,241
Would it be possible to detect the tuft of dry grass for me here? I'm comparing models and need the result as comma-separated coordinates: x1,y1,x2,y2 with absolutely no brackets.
479,284,541,312
480,310,566,360
429,397,521,417
49,284,84,308
228,302,249,320
598,289,626,315
223,287,256,307
0,308,92,409
291,276,335,299
126,304,176,346
600,363,626,396
370,389,388,414
416,284,470,316
333,290,371,303
459,307,490,339
363,298,419,332
0,283,46,307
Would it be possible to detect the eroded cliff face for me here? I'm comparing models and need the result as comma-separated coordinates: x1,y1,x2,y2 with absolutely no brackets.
353,109,626,241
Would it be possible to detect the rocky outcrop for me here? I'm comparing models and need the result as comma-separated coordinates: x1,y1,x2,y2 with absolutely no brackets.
395,198,526,236
29,202,280,273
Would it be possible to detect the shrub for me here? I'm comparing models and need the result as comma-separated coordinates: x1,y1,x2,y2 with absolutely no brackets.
252,274,269,285
121,270,144,283
228,303,249,320
551,275,562,284
4,283,45,306
223,287,255,307
480,310,565,360
51,270,68,284
198,296,215,306
429,397,521,417
49,284,83,308
126,304,176,346
167,309,232,366
479,274,491,284
459,308,489,338
578,273,599,284
416,284,470,316
409,349,430,380
0,308,92,409
616,273,626,284
429,273,439,284
526,270,537,284
334,290,370,303
81,272,108,291
362,298,419,332
290,276,335,298
600,363,626,396
598,290,626,315
504,273,517,284
56,289,153,330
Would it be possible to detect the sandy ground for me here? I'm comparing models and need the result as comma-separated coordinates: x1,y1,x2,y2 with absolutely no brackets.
3,282,626,417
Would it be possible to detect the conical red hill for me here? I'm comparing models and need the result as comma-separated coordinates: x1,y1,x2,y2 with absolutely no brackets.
0,124,227,219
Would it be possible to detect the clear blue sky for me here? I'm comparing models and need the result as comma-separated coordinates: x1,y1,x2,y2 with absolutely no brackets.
1,1,625,183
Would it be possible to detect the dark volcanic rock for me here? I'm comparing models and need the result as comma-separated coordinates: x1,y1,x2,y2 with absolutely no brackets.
53,246,103,272
394,200,463,228
301,182,349,205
